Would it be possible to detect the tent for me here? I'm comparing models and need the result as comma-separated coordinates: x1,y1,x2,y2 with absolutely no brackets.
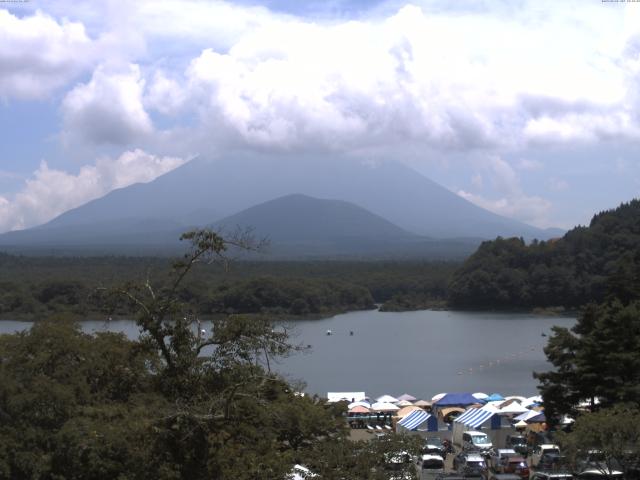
397,410,436,431
473,392,489,401
485,393,505,402
396,400,414,407
327,392,366,403
431,393,447,402
514,409,541,422
348,401,371,410
414,400,432,408
397,393,417,402
433,392,479,407
499,402,530,415
527,412,546,423
397,406,423,418
372,402,400,412
376,394,399,403
455,406,497,428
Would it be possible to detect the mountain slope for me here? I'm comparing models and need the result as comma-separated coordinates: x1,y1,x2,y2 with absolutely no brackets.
39,154,556,237
448,199,640,309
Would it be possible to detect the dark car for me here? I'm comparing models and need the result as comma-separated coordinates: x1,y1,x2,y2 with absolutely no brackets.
537,453,567,471
423,437,447,457
496,456,529,480
453,452,488,479
505,435,528,455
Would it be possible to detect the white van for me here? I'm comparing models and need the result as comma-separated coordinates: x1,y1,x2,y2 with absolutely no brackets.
462,431,493,451
415,454,445,480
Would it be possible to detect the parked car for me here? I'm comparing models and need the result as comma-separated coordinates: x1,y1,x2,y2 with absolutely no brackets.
491,449,518,467
495,456,529,480
423,437,447,457
531,444,561,468
462,431,493,452
453,452,488,479
576,467,624,480
415,454,445,480
505,435,528,455
537,453,567,471
531,472,573,480
487,474,522,480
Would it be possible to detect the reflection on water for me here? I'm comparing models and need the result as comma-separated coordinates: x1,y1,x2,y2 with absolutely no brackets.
0,309,574,399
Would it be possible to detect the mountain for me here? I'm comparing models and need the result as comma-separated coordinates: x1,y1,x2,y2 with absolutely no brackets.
0,153,561,256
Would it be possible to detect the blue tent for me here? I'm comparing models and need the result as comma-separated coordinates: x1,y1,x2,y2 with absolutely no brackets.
433,393,479,407
485,393,505,402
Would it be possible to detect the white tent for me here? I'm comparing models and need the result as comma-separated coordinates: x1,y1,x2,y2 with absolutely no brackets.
473,392,489,400
376,394,399,403
431,393,447,402
327,392,366,403
348,401,371,410
372,402,400,411
499,402,530,415
396,400,413,407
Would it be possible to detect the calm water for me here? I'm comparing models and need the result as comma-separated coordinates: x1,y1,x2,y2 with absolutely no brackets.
0,310,574,400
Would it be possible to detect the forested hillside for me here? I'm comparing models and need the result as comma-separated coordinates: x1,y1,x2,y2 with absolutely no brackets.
0,254,456,319
448,200,640,309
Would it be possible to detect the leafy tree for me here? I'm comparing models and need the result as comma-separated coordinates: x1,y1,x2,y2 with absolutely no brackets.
535,300,640,422
556,407,640,479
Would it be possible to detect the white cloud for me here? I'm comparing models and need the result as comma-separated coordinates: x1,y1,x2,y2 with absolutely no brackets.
516,158,543,171
0,149,186,233
458,156,553,227
62,64,153,145
0,9,93,99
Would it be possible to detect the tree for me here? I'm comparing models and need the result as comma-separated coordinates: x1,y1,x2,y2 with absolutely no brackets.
556,407,640,480
535,300,640,423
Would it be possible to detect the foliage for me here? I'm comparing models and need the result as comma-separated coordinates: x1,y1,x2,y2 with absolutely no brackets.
555,407,640,479
449,199,640,309
535,300,640,422
0,254,457,319
0,230,428,478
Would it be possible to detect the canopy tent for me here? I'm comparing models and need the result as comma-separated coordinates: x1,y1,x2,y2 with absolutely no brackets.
522,395,543,407
376,394,399,403
438,407,465,421
396,400,414,407
414,400,432,408
397,410,434,431
485,393,505,402
515,420,528,428
372,402,400,412
473,392,489,401
431,393,447,402
433,392,479,407
455,404,500,429
499,402,530,415
328,392,366,403
514,409,542,422
504,395,527,403
348,405,370,414
397,393,417,402
527,412,546,423
348,401,371,410
396,405,423,418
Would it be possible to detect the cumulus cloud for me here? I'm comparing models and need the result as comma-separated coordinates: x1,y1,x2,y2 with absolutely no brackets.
457,156,553,227
0,9,93,99
62,64,153,145
0,150,186,233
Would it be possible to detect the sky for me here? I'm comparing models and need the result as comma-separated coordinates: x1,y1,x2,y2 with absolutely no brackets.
1,0,640,233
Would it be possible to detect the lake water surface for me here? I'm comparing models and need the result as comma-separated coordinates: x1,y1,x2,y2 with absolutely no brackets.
0,309,575,400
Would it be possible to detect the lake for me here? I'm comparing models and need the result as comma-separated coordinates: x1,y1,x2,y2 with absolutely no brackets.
0,309,574,400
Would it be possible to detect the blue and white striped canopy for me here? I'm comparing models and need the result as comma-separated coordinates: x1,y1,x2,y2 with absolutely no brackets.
455,407,496,429
397,410,431,430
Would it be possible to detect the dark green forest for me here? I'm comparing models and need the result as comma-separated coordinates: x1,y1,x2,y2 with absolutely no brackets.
0,253,456,320
448,199,640,309
0,231,423,479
